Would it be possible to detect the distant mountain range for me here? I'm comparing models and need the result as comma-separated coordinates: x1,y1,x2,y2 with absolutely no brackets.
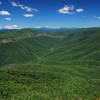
32,27,78,31
0,29,19,32
0,27,78,32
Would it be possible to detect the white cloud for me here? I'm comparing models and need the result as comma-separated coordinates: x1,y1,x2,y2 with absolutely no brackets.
0,1,2,5
4,25,19,29
11,2,18,7
23,14,34,17
33,26,76,29
76,9,84,12
5,18,12,21
58,5,74,14
96,17,100,19
0,11,10,15
58,5,84,15
11,1,38,12
33,26,49,28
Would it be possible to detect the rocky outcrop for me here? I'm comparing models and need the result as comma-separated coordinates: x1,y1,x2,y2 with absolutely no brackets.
0,33,48,44
0,38,17,44
0,33,63,44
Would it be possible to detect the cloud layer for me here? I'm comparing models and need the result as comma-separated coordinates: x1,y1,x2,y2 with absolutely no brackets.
58,5,84,14
5,18,12,21
23,14,34,17
76,9,84,12
4,25,19,29
11,1,38,12
0,11,10,15
96,17,100,19
58,5,74,14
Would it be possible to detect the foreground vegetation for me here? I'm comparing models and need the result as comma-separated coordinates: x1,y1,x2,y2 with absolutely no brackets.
0,63,100,100
0,28,100,100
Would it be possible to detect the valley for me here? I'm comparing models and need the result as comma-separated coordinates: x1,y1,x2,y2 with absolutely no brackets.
0,28,100,100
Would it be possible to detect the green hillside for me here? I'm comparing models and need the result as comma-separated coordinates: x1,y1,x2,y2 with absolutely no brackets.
40,28,100,65
0,28,100,100
0,37,58,66
0,29,45,40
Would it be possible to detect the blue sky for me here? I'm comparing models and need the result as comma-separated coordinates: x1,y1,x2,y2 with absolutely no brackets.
0,0,100,29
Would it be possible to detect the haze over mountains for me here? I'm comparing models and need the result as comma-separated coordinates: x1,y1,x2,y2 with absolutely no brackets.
0,27,100,100
0,27,78,32
32,27,78,31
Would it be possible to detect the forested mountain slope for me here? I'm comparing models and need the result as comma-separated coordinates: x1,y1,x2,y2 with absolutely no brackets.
0,28,100,100
40,28,100,65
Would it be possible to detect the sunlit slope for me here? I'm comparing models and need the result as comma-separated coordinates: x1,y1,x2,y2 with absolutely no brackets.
40,27,100,65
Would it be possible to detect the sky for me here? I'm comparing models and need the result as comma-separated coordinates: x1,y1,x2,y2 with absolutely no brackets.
0,0,100,29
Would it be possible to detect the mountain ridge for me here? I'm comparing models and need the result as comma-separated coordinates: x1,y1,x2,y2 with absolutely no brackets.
0,27,100,100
